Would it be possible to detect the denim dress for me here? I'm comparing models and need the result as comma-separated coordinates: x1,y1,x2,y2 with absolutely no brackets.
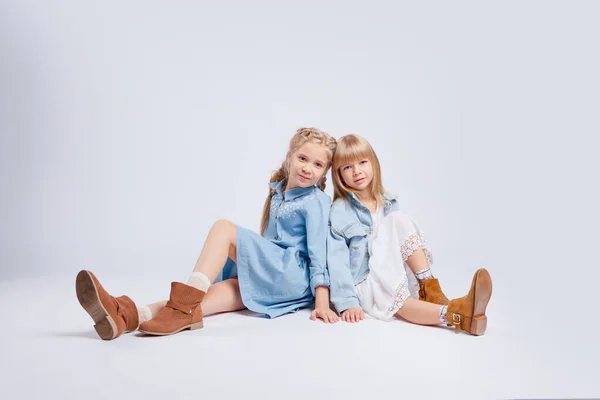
219,180,331,318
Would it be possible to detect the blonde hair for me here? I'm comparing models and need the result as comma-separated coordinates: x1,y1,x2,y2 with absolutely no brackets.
260,127,337,235
332,134,385,205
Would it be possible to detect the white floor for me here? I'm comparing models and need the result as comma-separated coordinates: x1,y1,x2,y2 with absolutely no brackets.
1,269,598,400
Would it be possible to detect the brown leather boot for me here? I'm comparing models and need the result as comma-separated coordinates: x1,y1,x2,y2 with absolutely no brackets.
138,282,205,336
446,268,493,335
75,270,139,340
418,278,449,305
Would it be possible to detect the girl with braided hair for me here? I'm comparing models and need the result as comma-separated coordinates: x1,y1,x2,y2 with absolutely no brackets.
75,127,340,340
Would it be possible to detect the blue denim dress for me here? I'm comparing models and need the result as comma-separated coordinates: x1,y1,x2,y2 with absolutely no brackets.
219,180,331,318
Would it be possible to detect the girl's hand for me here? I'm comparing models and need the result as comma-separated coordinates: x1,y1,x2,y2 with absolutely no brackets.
341,307,364,323
310,307,340,324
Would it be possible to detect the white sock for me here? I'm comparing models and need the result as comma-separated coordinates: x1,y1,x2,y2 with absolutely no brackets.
415,268,434,281
439,305,448,324
137,305,153,324
186,271,212,292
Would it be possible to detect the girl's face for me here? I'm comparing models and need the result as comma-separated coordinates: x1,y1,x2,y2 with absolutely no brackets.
286,142,329,190
339,158,374,192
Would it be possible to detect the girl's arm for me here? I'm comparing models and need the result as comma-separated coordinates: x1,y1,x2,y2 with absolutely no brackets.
327,227,361,313
304,194,338,323
304,195,332,295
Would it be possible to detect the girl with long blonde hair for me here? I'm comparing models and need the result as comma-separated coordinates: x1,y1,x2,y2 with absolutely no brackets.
327,134,493,335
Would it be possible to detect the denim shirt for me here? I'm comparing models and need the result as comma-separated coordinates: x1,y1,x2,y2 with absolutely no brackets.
265,180,331,294
327,192,399,312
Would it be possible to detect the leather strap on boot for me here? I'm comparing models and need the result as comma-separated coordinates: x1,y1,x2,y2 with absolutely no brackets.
447,311,473,334
448,312,462,333
166,299,199,315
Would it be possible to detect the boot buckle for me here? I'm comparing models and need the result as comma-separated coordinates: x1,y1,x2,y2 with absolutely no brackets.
452,314,461,324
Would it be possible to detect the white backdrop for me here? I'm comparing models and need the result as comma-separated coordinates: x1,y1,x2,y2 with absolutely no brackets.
3,0,600,311
2,1,600,398
3,0,597,279
2,0,600,313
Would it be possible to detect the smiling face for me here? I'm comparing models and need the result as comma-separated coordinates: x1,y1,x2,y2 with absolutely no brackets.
286,142,330,190
338,157,374,193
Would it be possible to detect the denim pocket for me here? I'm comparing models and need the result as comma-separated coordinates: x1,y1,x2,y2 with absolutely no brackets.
342,223,368,268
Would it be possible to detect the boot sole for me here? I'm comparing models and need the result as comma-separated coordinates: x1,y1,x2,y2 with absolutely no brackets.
470,268,493,336
138,321,204,336
75,270,118,340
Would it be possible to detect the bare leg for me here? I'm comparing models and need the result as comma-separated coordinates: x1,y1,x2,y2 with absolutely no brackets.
140,220,238,320
396,297,442,325
191,219,237,281
405,247,429,275
201,278,245,316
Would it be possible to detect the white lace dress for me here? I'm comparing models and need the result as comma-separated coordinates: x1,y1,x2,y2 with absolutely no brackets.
355,210,433,321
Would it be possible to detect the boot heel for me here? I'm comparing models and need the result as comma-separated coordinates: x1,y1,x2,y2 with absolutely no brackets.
94,317,117,340
190,321,204,331
86,298,108,322
470,315,487,336
77,270,109,323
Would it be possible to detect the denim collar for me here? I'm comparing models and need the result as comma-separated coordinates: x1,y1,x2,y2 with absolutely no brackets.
348,191,397,209
383,192,396,204
269,180,314,201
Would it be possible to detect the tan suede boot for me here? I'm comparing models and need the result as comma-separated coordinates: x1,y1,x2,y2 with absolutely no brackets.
75,270,139,340
418,278,450,305
446,268,493,335
138,282,205,336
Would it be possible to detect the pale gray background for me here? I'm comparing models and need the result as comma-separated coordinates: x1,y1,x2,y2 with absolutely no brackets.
1,1,599,399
